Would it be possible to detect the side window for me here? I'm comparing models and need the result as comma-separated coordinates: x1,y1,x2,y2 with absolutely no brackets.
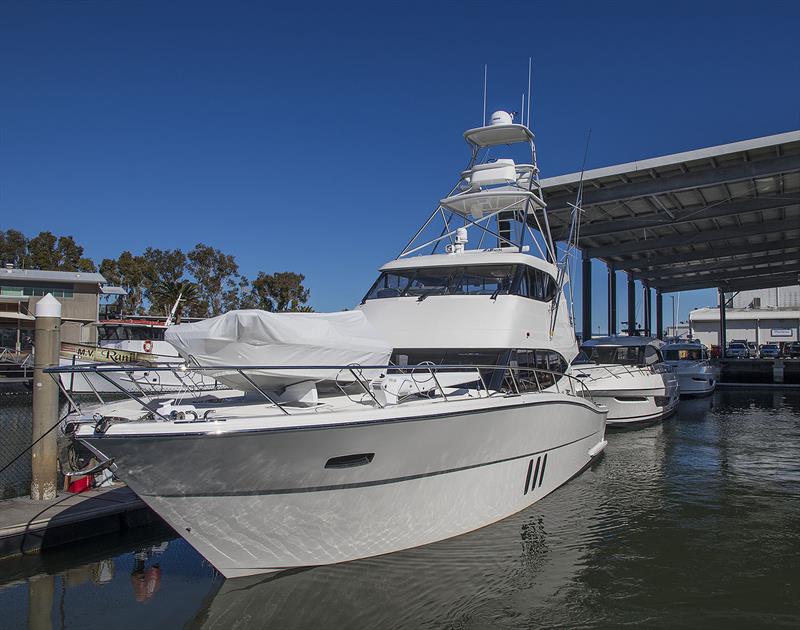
530,268,544,300
514,266,529,298
643,345,660,365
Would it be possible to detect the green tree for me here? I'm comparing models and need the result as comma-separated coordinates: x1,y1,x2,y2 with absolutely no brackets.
187,244,243,317
0,229,28,267
100,252,150,314
251,271,312,312
150,280,198,324
20,231,96,271
141,247,186,311
56,236,96,272
25,231,59,269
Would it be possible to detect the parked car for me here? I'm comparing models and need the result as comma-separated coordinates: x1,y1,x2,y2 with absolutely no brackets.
759,344,781,359
725,342,749,359
786,342,800,359
746,342,758,358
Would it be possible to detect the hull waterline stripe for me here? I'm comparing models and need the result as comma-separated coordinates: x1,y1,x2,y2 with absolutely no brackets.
141,431,599,498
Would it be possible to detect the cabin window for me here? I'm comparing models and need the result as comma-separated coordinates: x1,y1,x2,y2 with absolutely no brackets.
362,264,555,302
664,348,703,361
580,345,642,366
511,266,557,302
455,266,514,295
390,348,567,394
643,345,661,365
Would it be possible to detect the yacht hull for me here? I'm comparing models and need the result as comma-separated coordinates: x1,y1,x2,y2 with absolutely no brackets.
672,366,716,397
571,367,680,427
80,395,606,578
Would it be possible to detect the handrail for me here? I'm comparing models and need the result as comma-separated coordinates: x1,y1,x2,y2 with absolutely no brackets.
47,361,595,401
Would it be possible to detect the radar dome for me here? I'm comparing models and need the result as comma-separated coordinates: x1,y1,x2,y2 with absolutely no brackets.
490,110,513,126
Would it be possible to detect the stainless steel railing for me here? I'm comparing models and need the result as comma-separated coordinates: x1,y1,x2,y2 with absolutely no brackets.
46,361,595,420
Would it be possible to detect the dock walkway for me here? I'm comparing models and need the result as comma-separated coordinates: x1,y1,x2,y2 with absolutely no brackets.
0,484,157,561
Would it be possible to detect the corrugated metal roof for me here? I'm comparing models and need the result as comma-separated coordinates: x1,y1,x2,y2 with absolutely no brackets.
538,130,800,293
0,268,107,284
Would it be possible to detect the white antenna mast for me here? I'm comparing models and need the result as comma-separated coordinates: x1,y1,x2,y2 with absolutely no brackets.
526,57,532,128
482,64,488,126
520,94,525,124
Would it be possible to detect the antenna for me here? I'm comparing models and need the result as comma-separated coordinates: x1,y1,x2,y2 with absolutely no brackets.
520,94,525,124
482,64,488,126
526,57,532,128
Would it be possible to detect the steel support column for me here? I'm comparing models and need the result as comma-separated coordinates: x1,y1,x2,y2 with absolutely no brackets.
627,273,636,336
608,263,617,336
656,290,664,340
718,287,727,351
582,252,592,341
643,283,652,336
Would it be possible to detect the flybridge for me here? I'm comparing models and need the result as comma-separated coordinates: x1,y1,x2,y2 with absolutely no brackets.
398,109,554,263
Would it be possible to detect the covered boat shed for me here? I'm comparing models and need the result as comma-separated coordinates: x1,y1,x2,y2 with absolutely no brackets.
538,130,800,346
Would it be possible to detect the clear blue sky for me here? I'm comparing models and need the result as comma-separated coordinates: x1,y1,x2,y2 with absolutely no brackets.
2,1,799,330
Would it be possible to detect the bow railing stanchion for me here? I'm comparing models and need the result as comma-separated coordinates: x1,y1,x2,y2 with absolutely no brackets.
235,369,290,415
427,366,449,402
477,370,491,397
94,370,172,422
83,368,106,405
348,367,384,408
126,369,151,399
52,372,83,416
507,367,521,395
531,367,541,392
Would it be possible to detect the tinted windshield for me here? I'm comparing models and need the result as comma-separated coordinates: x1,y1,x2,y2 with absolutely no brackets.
729,343,746,349
577,344,661,367
664,348,703,361
363,264,556,302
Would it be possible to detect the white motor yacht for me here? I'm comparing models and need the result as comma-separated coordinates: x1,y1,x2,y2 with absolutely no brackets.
662,342,716,396
61,108,607,578
59,318,222,395
570,336,680,427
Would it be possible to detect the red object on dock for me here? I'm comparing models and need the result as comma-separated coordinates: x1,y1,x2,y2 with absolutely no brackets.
67,476,93,494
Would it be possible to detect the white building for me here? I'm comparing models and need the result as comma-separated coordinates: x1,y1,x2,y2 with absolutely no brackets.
729,285,800,309
688,285,800,348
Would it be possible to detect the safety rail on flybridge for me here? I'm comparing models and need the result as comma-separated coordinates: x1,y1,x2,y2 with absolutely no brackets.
46,362,595,421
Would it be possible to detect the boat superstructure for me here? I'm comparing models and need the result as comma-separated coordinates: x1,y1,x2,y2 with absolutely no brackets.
57,106,607,578
59,318,223,395
570,336,680,427
662,342,716,396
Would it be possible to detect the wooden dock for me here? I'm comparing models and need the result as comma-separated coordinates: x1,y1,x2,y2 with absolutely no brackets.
0,484,159,561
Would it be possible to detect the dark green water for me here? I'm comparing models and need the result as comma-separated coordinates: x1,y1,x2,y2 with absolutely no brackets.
1,389,798,629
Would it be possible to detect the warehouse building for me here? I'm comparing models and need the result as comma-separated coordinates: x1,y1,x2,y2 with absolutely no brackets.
689,285,800,348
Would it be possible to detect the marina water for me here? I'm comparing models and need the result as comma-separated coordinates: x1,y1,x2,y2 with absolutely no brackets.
1,389,798,628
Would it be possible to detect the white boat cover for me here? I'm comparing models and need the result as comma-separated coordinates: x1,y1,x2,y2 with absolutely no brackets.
165,310,393,392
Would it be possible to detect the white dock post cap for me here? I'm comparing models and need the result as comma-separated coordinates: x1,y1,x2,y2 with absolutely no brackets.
35,293,62,318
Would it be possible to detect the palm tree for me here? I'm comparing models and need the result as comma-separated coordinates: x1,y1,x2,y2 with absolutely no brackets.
150,280,198,324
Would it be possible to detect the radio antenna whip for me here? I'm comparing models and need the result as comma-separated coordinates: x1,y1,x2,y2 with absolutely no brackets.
483,64,488,126
526,57,532,127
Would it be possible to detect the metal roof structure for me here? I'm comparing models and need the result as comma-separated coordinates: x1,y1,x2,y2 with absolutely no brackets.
1,267,107,284
539,130,800,294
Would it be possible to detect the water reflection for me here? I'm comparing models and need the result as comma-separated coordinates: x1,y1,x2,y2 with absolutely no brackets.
1,390,799,629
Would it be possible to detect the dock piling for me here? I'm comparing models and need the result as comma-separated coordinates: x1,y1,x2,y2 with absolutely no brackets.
31,294,61,501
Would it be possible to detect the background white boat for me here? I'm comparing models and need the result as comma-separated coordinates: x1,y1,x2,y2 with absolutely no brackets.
662,342,716,396
570,336,680,427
